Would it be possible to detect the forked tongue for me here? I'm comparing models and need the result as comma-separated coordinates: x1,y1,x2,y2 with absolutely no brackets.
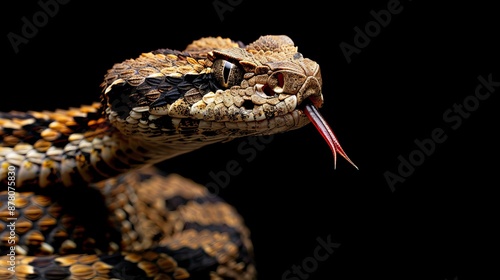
304,101,359,170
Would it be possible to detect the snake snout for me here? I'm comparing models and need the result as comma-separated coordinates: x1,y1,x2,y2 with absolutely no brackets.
297,61,323,109
265,62,324,110
296,76,323,109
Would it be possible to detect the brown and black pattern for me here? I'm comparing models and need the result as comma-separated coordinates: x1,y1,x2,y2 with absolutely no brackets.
1,166,256,279
0,35,346,279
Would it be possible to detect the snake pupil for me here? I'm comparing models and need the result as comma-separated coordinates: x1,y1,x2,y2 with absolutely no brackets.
213,59,244,88
223,61,232,86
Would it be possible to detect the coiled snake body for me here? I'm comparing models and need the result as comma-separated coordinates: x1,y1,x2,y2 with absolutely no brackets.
0,35,356,279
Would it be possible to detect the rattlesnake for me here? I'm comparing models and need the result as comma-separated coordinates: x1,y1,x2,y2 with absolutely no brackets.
0,35,356,279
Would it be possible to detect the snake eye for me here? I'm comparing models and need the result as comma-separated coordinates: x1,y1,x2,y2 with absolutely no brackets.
213,59,244,88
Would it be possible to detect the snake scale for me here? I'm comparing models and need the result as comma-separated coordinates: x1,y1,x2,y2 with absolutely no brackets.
0,35,356,279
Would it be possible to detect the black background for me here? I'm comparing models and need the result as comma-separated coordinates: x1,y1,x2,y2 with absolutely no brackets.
2,1,498,279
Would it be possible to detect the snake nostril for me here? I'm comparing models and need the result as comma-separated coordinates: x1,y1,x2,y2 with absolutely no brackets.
242,100,254,109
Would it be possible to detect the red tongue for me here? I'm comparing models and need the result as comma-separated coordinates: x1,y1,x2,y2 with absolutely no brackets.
304,103,358,170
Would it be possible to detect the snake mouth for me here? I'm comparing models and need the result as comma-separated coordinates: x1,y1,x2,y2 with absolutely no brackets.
228,81,357,170
247,72,325,118
255,68,357,169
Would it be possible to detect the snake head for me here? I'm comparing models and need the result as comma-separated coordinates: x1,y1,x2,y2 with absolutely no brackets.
202,35,356,169
188,35,324,133
209,35,324,108
101,35,356,168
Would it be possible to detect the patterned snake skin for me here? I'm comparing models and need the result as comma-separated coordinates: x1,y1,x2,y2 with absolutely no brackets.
0,35,356,279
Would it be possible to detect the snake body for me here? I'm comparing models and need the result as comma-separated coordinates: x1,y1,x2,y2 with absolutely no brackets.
0,35,355,279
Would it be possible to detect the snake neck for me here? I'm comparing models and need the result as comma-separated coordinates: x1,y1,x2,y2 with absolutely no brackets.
0,106,212,190
60,126,206,186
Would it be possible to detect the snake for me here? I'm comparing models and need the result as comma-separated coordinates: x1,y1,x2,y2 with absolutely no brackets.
0,35,356,279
